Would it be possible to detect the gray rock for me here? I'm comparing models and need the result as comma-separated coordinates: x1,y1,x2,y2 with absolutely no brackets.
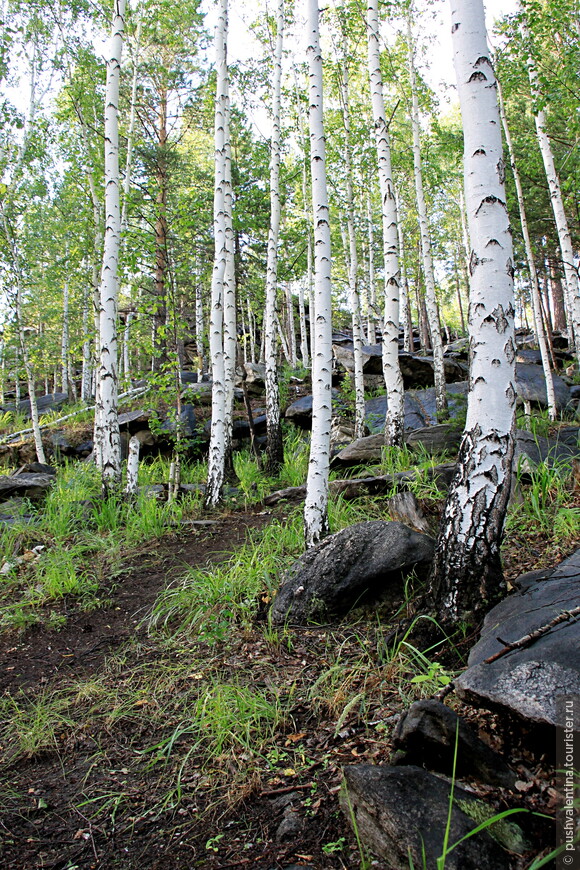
236,362,266,395
332,433,385,466
456,548,580,728
405,424,463,456
180,370,199,384
181,383,213,404
270,521,434,624
284,389,342,428
16,462,56,476
118,408,151,430
365,382,469,434
49,431,75,456
74,441,94,457
392,700,517,788
341,765,511,869
159,404,197,438
17,392,68,419
515,363,570,410
0,472,55,501
516,348,543,364
514,430,580,469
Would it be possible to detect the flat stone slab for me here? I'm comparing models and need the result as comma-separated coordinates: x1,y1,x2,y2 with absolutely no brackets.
0,473,55,501
456,548,580,728
340,764,511,869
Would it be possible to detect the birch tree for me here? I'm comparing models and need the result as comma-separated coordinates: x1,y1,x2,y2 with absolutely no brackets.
304,0,333,548
498,78,556,421
96,0,126,495
367,0,404,446
205,0,230,508
522,14,580,361
429,0,517,624
407,9,447,417
264,0,285,474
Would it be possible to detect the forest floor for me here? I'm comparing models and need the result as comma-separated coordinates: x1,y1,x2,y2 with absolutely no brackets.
0,495,571,870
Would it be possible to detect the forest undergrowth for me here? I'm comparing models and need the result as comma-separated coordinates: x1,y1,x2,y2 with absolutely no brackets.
0,424,578,868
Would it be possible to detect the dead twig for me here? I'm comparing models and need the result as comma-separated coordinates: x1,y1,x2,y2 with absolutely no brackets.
484,605,580,664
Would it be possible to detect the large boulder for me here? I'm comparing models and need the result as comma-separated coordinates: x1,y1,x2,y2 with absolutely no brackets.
514,429,580,469
0,472,55,501
340,765,512,870
334,344,468,388
456,549,580,729
236,362,266,395
270,520,434,624
284,389,342,428
16,392,68,419
365,382,469,433
158,404,197,438
515,362,570,410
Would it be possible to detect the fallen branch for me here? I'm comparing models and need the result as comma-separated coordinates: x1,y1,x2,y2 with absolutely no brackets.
262,463,456,506
0,386,150,445
483,605,580,664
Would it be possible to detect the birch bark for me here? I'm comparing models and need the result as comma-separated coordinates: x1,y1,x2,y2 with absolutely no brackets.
429,0,517,624
96,0,126,496
304,0,333,548
498,78,556,420
339,36,365,440
524,18,580,360
205,0,229,508
407,12,447,417
264,0,285,474
367,0,404,445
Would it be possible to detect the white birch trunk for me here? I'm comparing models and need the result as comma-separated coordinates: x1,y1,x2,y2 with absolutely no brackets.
205,0,229,508
120,8,142,238
81,281,92,402
123,311,133,385
525,21,580,360
264,0,285,473
394,188,413,353
340,41,366,440
366,193,378,346
304,0,333,548
61,277,70,396
498,79,557,420
194,254,205,377
294,65,312,369
407,12,447,416
223,131,236,474
367,0,404,445
125,435,140,497
429,0,517,623
96,0,126,495
286,284,298,368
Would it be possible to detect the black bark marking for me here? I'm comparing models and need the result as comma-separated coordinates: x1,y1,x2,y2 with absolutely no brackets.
469,250,480,275
451,22,460,33
491,358,500,367
497,157,506,183
506,257,515,278
475,195,507,215
475,55,492,68
485,239,501,247
469,71,487,83
483,304,510,333
504,338,516,363
505,383,516,404
473,148,486,156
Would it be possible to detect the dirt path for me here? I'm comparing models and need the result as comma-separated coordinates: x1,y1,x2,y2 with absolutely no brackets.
0,510,273,693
